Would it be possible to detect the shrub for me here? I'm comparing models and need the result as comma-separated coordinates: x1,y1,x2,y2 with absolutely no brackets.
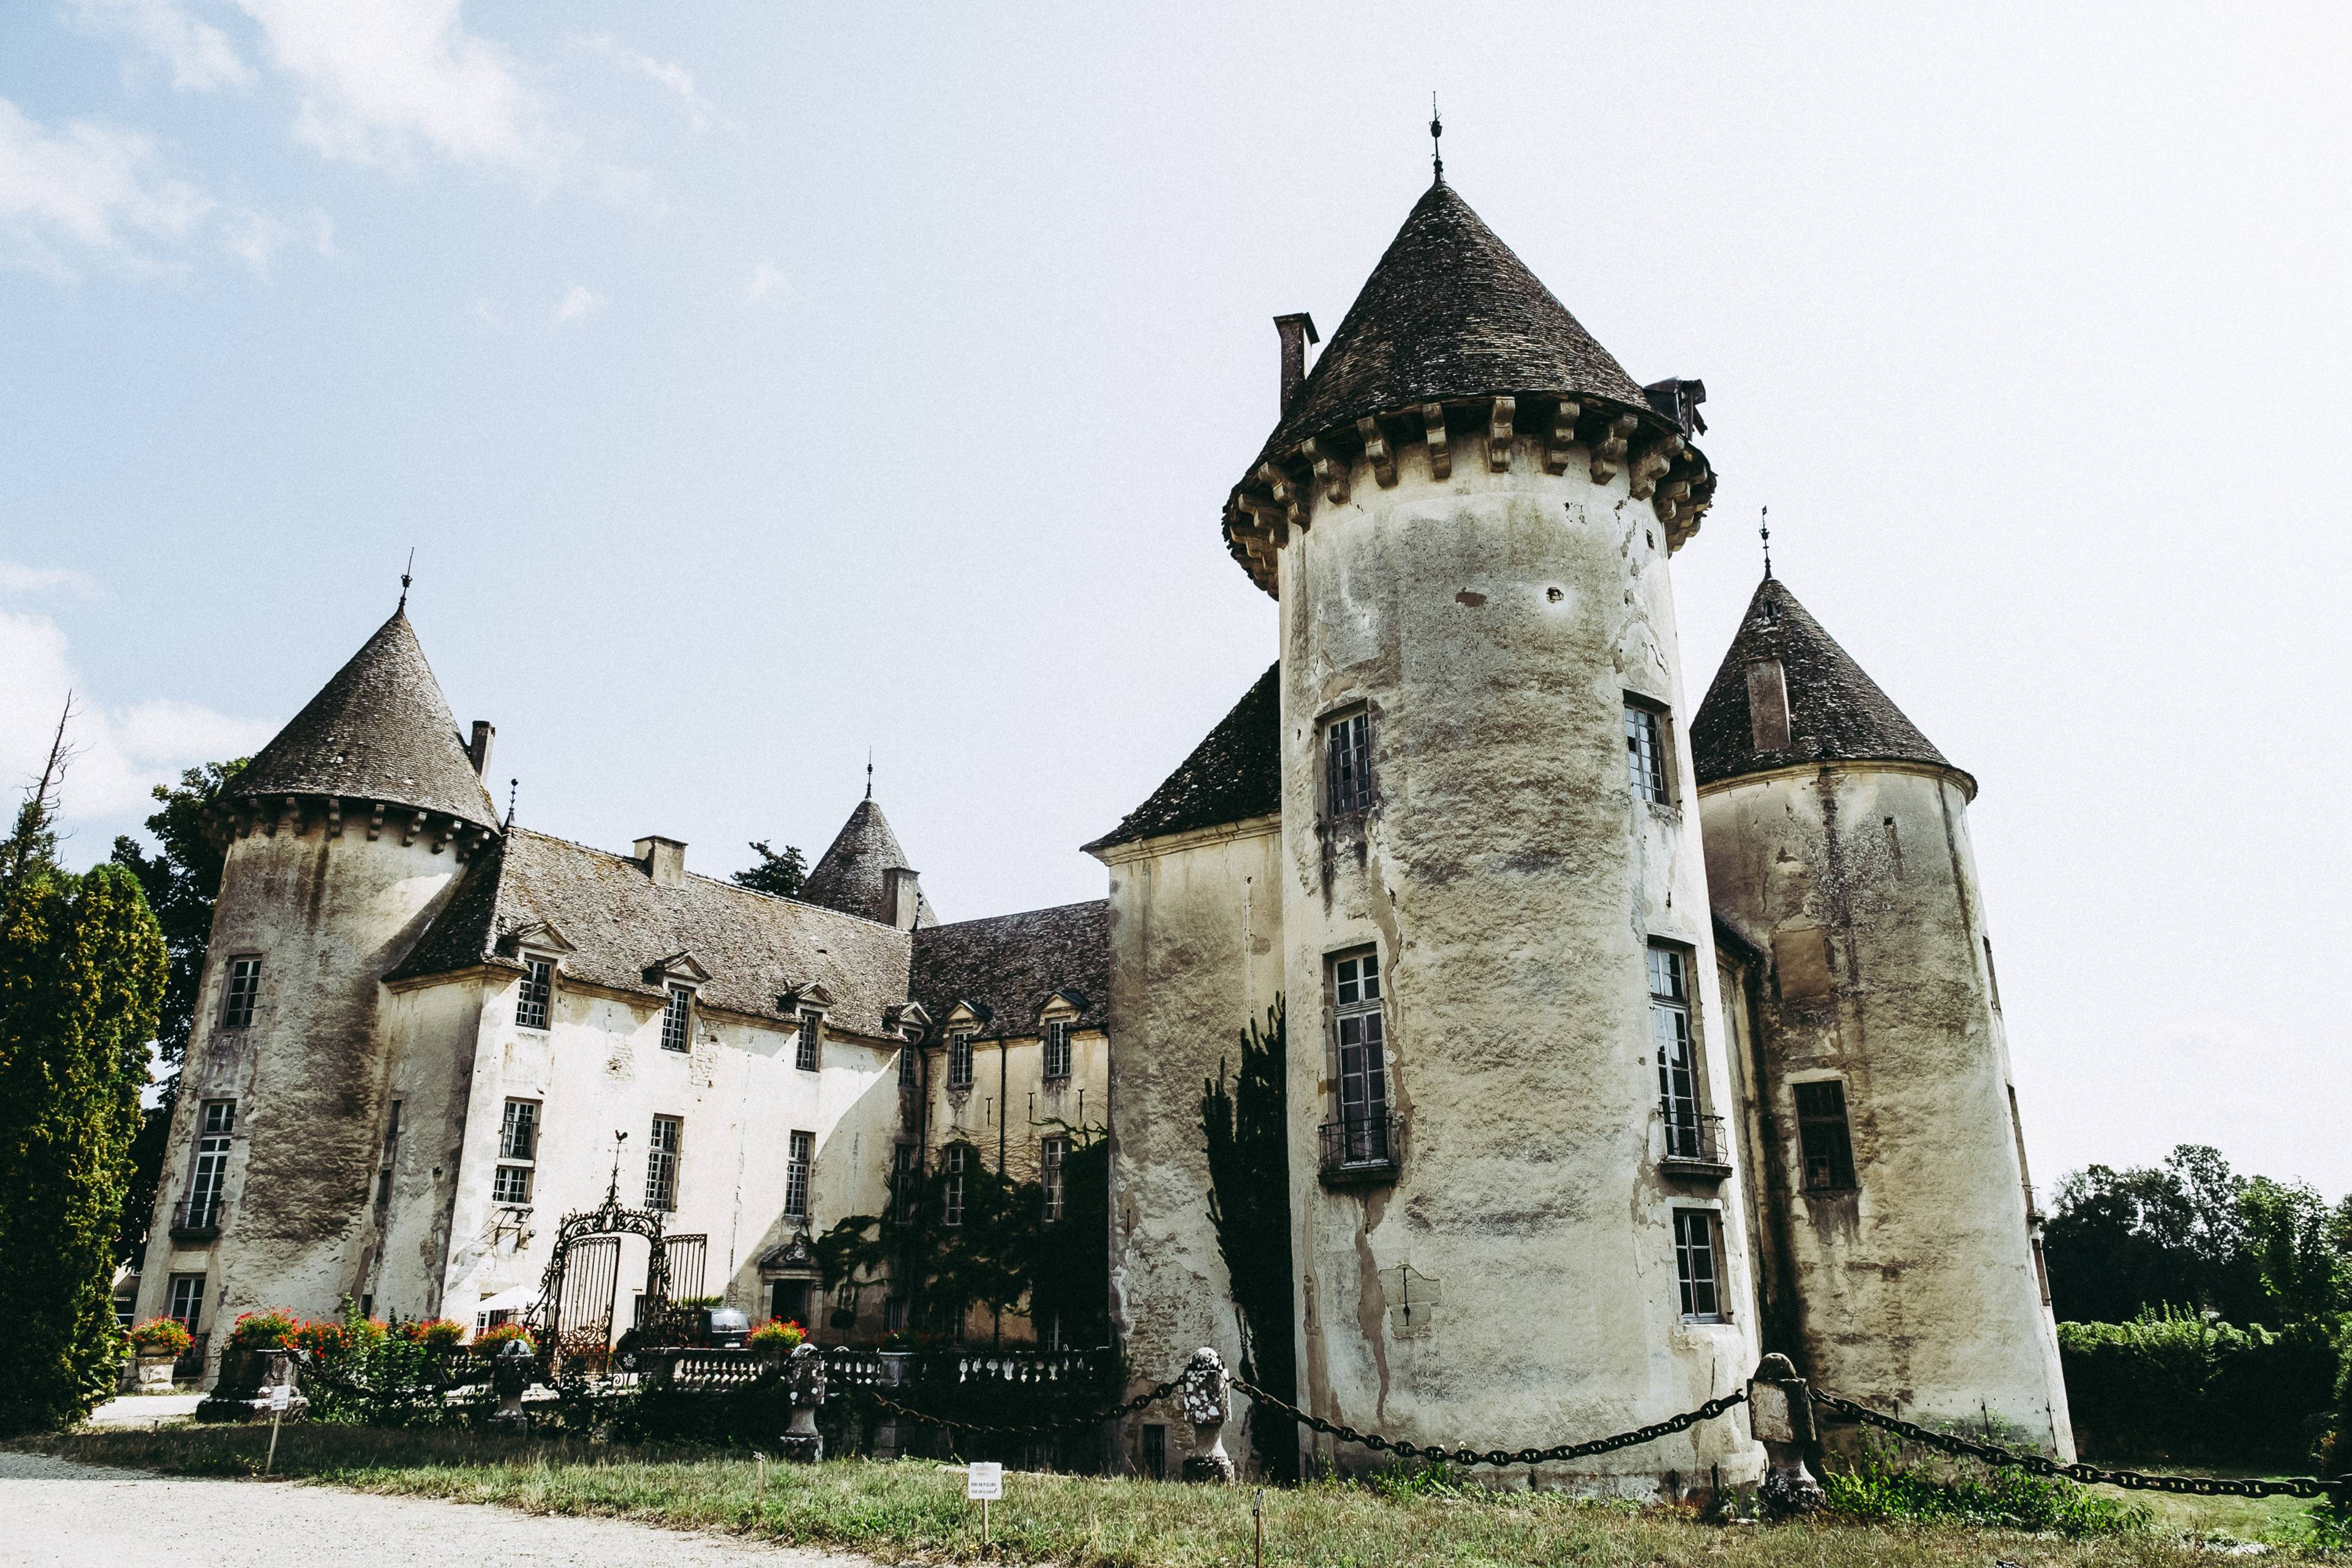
747,1319,805,1350
1822,1434,2151,1538
230,1310,302,1351
2059,1307,2345,1462
676,1295,726,1310
473,1323,535,1354
391,1319,466,1351
125,1318,192,1357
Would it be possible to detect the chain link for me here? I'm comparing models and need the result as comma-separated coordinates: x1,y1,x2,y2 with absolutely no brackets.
1229,1373,1748,1468
1807,1389,2348,1504
859,1379,1183,1439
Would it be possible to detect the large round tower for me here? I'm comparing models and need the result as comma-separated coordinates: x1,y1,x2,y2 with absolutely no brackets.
1223,179,1759,1490
1691,575,2073,1457
134,608,500,1368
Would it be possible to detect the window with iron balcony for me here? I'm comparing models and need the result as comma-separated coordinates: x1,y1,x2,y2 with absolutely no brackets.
1319,951,1400,1185
1650,946,1730,1178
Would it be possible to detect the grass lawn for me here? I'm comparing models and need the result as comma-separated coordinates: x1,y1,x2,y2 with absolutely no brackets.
17,1423,2346,1567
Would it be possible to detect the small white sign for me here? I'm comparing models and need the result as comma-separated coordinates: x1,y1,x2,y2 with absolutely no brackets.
268,1382,292,1412
965,1461,1003,1501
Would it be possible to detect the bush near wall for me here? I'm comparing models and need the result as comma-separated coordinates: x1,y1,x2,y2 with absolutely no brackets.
2059,1309,2345,1464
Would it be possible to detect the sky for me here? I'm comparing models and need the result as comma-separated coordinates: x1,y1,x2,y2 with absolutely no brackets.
3,2,2346,1199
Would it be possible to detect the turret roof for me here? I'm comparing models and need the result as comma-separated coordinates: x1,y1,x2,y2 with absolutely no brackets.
1253,181,1651,464
1691,576,1970,795
1083,662,1281,852
798,797,938,927
228,609,500,831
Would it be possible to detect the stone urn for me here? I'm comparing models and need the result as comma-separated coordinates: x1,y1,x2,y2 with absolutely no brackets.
1177,1347,1236,1482
777,1343,827,1463
489,1338,535,1430
135,1354,179,1390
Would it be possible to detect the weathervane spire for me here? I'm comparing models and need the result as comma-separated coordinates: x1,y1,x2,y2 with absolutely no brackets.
398,547,414,613
506,777,518,829
1429,93,1444,183
865,746,873,801
1760,506,1773,580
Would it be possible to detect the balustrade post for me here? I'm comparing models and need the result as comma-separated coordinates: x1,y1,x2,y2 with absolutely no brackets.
1747,1353,1825,1517
778,1343,826,1463
1178,1347,1236,1482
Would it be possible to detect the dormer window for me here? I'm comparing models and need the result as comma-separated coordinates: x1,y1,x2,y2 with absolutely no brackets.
516,957,554,1030
1324,709,1373,816
899,1041,919,1089
1042,1019,1072,1081
660,984,693,1053
794,1010,823,1072
948,1031,974,1091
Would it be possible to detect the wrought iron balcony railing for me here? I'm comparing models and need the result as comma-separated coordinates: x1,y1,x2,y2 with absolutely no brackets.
170,1197,227,1240
1318,1115,1401,1186
1660,1113,1733,1177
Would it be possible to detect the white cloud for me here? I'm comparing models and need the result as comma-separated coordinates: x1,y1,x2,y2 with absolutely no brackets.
218,204,334,276
0,574,272,861
745,258,794,303
0,96,210,274
232,0,558,176
66,0,255,92
574,33,715,134
552,282,602,321
0,561,97,595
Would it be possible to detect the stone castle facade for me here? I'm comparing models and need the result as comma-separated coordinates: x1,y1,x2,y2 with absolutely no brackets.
135,173,2070,1487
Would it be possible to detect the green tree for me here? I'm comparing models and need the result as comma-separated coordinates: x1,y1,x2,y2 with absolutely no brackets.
731,841,807,899
0,756,167,1433
109,758,246,1261
1201,998,1297,1480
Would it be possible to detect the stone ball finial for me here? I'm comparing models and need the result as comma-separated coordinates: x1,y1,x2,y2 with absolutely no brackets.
785,1341,827,1408
1755,1352,1799,1382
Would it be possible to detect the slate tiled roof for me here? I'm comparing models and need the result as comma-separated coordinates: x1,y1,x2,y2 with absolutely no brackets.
910,901,1109,1043
799,798,938,928
1083,663,1281,852
387,828,918,1037
230,609,500,830
1251,181,1651,472
1691,576,1970,796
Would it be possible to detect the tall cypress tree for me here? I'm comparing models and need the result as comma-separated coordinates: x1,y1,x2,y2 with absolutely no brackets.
1202,998,1297,1480
0,802,166,1433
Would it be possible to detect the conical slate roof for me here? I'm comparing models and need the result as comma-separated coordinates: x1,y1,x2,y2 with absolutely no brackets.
1256,181,1651,463
230,609,501,829
1084,662,1281,852
798,797,937,927
1691,576,1970,796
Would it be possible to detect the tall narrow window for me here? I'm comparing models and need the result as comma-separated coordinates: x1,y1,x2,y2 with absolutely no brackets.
516,957,553,1030
1625,702,1670,804
948,1031,974,1090
645,1115,682,1211
1332,952,1389,1164
1794,1080,1858,1191
375,1099,401,1206
493,1098,538,1206
890,1142,919,1219
1649,946,1702,1158
660,986,693,1052
221,957,261,1030
1041,1135,1067,1222
167,1273,206,1330
1324,710,1373,815
186,1100,234,1229
785,1129,813,1219
899,1042,919,1089
1042,1019,1072,1081
942,1144,967,1227
1673,1210,1724,1321
794,1011,822,1072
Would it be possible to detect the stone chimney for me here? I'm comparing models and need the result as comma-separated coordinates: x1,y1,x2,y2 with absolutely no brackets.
885,866,923,930
1273,312,1319,413
634,835,688,888
467,720,496,777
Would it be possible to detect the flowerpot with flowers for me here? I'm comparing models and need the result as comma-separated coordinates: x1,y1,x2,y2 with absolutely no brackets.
198,1308,308,1422
126,1318,193,1389
748,1317,805,1368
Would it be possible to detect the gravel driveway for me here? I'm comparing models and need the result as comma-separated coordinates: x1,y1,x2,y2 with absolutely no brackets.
0,1449,869,1568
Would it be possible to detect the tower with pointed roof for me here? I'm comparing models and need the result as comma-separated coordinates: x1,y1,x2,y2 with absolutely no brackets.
132,609,506,1369
1692,575,2074,1458
1213,172,1757,1486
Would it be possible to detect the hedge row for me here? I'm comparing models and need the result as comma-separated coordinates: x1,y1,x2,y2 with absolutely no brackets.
2059,1309,2345,1464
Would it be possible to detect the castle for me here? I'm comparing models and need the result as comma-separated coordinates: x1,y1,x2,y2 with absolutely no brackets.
134,170,2071,1487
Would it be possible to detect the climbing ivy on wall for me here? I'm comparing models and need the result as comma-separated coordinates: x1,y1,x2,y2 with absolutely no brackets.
1202,998,1297,1480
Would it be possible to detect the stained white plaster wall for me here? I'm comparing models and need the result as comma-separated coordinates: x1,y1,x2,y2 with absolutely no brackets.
1275,432,1763,1492
1702,761,2072,1457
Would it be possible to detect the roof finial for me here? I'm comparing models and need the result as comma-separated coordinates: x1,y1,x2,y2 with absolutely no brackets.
398,547,414,612
1759,505,1773,581
505,777,517,829
1429,93,1444,183
865,746,873,801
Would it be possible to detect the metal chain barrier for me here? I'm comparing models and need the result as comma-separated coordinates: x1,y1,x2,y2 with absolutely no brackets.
860,1377,1185,1438
1808,1388,2348,1504
1231,1373,1749,1468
